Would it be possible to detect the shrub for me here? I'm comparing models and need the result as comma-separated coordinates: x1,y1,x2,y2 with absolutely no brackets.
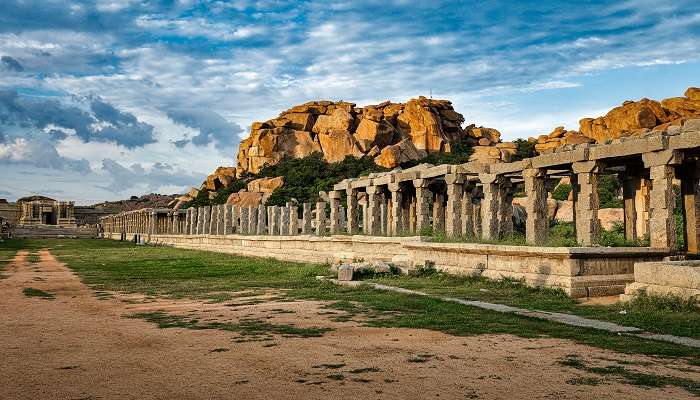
512,139,537,161
548,221,578,247
598,175,623,208
551,183,572,201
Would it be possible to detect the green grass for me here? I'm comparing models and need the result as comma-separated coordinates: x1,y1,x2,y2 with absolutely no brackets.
129,312,330,339
26,252,41,263
368,269,700,340
559,354,700,395
22,287,55,299
6,239,700,362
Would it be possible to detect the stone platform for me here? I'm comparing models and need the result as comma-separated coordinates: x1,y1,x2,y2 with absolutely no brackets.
12,225,98,239
622,260,700,302
105,233,669,298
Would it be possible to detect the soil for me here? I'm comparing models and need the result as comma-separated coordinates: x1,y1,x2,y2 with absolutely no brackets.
1,249,699,400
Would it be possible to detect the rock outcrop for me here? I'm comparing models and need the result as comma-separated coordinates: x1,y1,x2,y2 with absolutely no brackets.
533,87,700,153
236,97,511,173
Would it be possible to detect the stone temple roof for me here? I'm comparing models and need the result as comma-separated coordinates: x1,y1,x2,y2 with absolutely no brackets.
17,195,56,203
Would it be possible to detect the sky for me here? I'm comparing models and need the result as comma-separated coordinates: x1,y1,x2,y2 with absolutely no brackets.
1,0,699,205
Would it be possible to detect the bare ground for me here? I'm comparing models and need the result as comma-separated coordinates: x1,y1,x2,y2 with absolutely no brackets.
1,249,699,400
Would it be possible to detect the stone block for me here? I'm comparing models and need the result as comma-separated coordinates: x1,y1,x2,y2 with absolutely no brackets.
589,134,665,160
337,264,353,281
531,147,588,169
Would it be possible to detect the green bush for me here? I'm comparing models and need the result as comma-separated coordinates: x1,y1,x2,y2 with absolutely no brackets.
512,139,537,161
598,175,623,208
551,183,572,201
548,221,578,247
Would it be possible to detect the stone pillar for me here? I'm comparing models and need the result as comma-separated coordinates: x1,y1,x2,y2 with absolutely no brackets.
267,206,276,235
361,202,368,234
433,193,445,234
445,174,464,238
248,206,257,234
301,203,312,234
202,206,212,235
680,166,700,255
257,206,267,235
329,191,341,234
231,205,239,234
223,204,232,234
239,206,249,235
461,183,474,237
280,204,290,235
366,186,381,236
338,205,346,233
209,206,218,235
196,207,204,234
346,188,359,235
636,179,650,240
408,199,416,234
622,176,640,241
380,193,388,236
289,205,298,235
498,178,514,237
479,174,499,240
573,161,601,246
388,183,403,236
643,150,682,249
523,169,548,245
315,202,326,236
217,205,225,234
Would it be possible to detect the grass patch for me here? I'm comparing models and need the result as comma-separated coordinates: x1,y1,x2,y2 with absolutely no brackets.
23,287,54,299
130,312,331,338
368,270,700,340
558,354,700,395
566,376,601,386
326,373,345,381
9,238,700,363
26,252,41,263
313,363,346,369
349,367,381,373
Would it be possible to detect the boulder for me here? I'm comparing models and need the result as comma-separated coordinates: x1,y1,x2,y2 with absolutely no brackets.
187,187,200,199
578,99,669,142
312,108,354,135
599,208,624,231
354,118,396,151
204,166,237,191
318,129,364,163
396,97,446,153
281,112,315,131
685,87,700,101
226,191,264,208
247,176,284,194
374,139,426,168
238,128,321,174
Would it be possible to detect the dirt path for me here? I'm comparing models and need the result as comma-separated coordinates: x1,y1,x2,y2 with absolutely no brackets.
1,249,698,400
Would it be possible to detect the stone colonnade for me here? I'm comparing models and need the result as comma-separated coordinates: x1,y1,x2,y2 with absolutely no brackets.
101,124,700,253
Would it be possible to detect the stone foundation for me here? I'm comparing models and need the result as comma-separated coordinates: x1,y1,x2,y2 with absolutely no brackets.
104,233,668,298
622,261,700,303
12,225,98,239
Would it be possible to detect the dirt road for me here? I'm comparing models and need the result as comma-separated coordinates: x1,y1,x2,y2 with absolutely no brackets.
1,249,697,399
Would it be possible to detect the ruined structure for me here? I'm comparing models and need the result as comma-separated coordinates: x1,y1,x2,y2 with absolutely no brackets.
17,196,76,227
102,119,700,298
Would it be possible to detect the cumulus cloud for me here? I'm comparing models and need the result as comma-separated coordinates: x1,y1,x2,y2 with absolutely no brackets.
0,89,156,148
100,158,200,192
0,136,91,173
166,108,243,155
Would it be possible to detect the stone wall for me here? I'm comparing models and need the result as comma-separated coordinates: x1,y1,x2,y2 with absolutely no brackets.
103,232,667,298
622,260,700,303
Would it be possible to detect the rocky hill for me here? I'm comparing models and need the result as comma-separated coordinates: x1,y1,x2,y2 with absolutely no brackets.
534,87,700,152
91,193,179,213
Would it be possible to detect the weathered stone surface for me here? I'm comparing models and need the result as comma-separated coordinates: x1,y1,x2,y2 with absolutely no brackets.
204,167,237,191
318,129,364,163
247,176,284,194
226,191,263,208
374,139,427,168
354,118,396,151
312,108,354,134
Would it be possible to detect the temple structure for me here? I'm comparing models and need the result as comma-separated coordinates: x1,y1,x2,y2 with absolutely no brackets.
100,121,700,298
17,196,76,227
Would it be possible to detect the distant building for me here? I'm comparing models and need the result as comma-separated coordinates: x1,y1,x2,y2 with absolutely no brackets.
17,196,76,227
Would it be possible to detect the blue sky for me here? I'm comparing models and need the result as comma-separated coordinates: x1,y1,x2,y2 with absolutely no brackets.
1,0,699,204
